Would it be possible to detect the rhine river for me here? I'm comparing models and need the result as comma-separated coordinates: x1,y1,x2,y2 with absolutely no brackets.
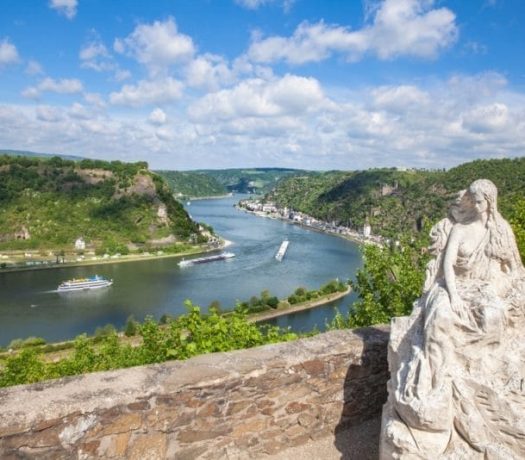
0,195,362,346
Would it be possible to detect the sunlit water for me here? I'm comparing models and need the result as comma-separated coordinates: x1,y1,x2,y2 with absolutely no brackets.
0,195,361,346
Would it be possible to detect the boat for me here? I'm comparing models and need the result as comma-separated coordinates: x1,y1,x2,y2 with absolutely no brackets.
178,252,235,267
275,240,289,261
57,275,113,292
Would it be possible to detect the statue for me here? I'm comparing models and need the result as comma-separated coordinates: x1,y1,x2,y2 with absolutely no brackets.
380,179,525,459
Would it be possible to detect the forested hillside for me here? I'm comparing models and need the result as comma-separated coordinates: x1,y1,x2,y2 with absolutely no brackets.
155,170,227,198
265,157,525,243
195,168,308,194
0,155,202,253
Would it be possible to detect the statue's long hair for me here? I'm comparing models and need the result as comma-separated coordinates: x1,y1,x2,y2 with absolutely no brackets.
468,179,523,273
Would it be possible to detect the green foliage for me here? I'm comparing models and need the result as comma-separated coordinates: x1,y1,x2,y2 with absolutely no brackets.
509,198,525,264
0,349,46,386
265,157,525,241
287,280,347,305
345,239,428,328
0,155,200,252
94,324,117,339
156,171,227,198
7,336,46,350
0,302,297,388
124,316,138,337
189,168,308,194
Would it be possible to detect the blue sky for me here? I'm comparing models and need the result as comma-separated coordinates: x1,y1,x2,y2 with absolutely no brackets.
0,0,524,170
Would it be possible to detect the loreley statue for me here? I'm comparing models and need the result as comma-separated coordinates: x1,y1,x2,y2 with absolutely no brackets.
380,179,525,459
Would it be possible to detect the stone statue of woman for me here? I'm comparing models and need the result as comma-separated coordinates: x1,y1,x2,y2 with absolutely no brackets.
380,179,525,459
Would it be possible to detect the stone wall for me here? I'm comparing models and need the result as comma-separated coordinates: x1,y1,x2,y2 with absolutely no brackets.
0,327,389,459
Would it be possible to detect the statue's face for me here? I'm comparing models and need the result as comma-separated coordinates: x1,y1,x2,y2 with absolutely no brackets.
471,191,488,215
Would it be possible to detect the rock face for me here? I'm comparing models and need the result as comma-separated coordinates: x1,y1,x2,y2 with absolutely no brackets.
380,179,525,459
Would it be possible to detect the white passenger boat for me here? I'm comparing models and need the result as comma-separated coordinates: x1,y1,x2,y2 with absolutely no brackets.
178,252,235,267
275,240,289,261
57,275,113,292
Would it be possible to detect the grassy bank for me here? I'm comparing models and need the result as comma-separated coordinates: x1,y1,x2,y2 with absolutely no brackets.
248,285,352,322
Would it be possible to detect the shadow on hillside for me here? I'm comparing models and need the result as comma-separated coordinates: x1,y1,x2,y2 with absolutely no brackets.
333,327,389,460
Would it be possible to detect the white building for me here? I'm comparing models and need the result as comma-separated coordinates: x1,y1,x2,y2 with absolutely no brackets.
363,223,371,238
75,237,86,251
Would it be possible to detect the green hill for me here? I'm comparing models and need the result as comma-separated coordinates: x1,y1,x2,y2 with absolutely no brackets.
0,155,204,254
265,157,525,240
155,170,227,198
194,168,308,194
156,167,309,198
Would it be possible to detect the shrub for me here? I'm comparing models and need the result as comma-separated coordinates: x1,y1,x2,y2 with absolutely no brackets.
124,316,138,337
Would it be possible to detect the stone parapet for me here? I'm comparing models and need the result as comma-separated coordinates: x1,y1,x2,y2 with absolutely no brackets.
0,327,389,459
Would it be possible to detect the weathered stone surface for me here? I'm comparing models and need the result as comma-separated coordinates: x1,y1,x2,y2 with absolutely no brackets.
127,433,167,460
97,412,142,436
381,179,525,459
0,327,389,459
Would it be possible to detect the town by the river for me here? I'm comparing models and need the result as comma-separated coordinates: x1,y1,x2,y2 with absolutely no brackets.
0,195,362,346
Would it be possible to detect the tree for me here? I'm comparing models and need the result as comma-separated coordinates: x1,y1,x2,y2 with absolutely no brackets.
124,316,138,336
509,197,525,264
347,239,428,328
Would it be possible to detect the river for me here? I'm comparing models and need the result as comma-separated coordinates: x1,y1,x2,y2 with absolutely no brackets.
0,195,362,346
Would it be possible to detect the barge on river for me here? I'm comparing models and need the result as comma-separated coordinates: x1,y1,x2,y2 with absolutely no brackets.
275,240,289,261
178,252,235,267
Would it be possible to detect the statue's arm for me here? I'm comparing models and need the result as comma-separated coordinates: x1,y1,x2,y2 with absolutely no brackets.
443,226,462,307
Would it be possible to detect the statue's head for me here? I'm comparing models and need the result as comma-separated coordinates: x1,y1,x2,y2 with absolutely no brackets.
467,179,498,217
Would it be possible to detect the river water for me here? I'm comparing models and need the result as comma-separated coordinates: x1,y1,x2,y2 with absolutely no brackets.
0,195,361,346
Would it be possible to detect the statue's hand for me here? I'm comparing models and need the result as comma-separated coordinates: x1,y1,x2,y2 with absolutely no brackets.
450,293,468,322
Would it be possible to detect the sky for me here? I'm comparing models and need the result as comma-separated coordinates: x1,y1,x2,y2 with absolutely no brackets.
0,0,524,171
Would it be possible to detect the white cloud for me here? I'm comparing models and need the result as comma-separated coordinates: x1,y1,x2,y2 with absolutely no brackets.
36,105,64,122
80,37,131,81
189,74,327,122
79,40,110,70
0,38,19,67
372,85,430,112
2,72,525,171
109,78,184,106
235,0,295,11
68,102,95,120
25,60,44,75
49,0,78,19
114,18,195,75
184,54,236,90
248,0,458,64
114,69,132,81
84,92,106,108
22,77,84,98
461,103,511,133
148,108,167,125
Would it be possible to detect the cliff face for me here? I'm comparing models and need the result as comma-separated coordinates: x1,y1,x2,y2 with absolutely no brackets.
0,327,389,459
0,155,201,252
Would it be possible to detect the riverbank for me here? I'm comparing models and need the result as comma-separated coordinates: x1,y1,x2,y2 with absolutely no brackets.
186,193,233,201
247,285,352,323
0,240,232,274
235,204,383,247
0,285,351,361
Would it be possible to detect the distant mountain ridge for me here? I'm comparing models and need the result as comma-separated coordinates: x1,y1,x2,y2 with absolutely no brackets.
0,149,85,162
157,167,309,197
